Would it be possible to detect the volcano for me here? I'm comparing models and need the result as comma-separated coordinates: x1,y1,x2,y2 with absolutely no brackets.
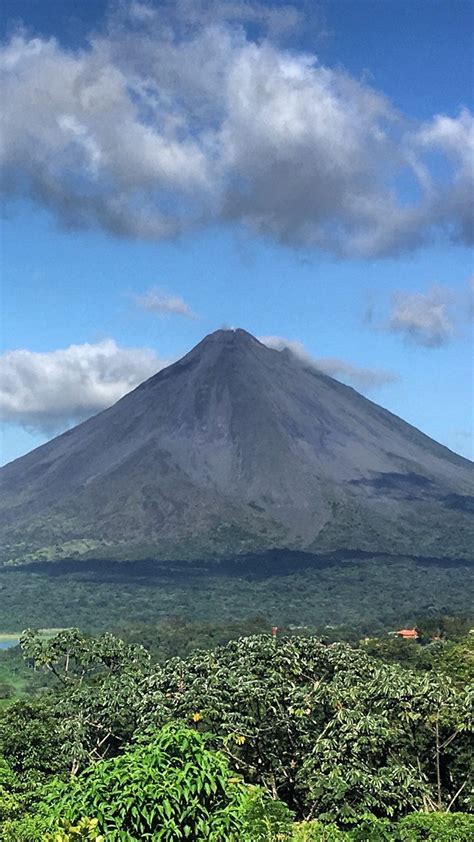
1,329,473,564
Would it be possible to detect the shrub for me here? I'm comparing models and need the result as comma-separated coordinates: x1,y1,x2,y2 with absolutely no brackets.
240,790,294,840
291,821,349,840
45,817,104,841
291,813,474,842
0,700,66,777
0,756,52,840
397,811,474,841
0,757,21,822
0,682,15,700
0,813,50,842
46,723,280,840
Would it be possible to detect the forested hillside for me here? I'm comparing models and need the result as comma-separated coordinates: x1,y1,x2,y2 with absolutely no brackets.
1,554,473,635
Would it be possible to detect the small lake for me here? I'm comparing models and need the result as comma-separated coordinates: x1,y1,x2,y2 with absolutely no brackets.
0,639,19,650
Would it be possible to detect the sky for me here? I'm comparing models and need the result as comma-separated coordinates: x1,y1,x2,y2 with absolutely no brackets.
0,0,473,465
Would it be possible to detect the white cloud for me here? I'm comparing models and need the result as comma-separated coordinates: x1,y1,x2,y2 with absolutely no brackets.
1,332,398,439
309,358,400,390
0,340,170,432
121,0,309,44
414,109,474,245
260,336,399,390
134,287,197,318
388,285,455,347
0,4,472,256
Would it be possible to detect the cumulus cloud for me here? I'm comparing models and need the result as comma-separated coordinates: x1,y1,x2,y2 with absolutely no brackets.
388,285,455,347
414,109,474,246
0,340,170,432
134,287,197,318
0,2,472,257
0,0,473,257
260,336,399,390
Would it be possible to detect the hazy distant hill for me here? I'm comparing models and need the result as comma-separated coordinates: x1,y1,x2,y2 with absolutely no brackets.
1,329,472,564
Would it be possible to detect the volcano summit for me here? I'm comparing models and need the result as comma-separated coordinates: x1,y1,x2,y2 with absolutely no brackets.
1,329,473,564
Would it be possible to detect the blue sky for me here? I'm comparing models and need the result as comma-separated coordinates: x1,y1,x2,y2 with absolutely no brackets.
1,0,473,464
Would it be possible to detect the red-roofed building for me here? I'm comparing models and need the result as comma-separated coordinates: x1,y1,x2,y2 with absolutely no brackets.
396,628,419,640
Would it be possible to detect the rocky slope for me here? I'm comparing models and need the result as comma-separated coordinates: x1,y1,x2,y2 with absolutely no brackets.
1,329,472,563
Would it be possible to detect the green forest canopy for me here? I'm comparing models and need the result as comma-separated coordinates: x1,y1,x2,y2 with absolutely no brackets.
0,624,472,840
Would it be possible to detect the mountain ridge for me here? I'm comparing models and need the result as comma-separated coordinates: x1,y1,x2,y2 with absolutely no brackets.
1,328,472,564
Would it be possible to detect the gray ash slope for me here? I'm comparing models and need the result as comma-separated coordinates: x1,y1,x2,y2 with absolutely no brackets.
1,329,473,563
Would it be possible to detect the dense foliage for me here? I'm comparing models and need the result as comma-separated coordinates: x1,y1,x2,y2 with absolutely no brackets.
45,724,279,840
0,625,472,840
0,556,472,634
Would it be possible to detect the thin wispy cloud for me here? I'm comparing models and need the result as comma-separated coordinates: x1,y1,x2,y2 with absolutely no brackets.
0,1,472,258
260,336,399,391
388,285,455,347
135,288,197,319
0,340,171,433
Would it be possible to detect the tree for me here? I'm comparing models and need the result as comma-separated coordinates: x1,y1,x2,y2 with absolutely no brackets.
139,635,473,820
4,630,472,830
18,629,151,773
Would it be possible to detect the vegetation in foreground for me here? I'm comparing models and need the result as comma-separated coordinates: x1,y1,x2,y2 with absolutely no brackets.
0,620,472,840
